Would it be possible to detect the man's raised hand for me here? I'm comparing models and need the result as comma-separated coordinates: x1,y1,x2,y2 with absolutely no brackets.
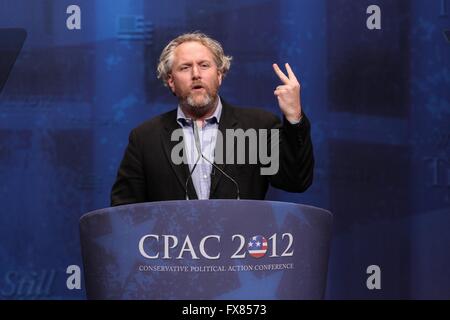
273,63,302,123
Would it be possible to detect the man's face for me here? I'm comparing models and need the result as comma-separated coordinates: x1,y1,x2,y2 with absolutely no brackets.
167,41,223,117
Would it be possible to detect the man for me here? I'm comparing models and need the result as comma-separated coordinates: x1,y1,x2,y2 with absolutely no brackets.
110,32,314,206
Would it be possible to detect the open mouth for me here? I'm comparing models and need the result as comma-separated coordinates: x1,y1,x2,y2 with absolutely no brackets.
192,84,204,91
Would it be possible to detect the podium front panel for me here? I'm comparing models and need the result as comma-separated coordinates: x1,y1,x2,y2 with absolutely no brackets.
80,200,332,299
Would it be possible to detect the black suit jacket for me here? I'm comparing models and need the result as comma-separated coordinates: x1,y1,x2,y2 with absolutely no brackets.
110,99,314,206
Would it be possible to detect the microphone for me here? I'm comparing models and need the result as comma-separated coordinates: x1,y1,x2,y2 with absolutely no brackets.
185,120,240,200
185,126,201,200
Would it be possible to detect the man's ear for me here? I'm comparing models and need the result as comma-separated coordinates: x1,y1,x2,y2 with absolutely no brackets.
218,71,223,86
167,74,175,94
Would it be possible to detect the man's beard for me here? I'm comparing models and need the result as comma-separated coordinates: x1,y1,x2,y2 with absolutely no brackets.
180,90,217,119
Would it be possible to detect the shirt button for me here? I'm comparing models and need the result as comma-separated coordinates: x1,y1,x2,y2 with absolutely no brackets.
203,175,208,179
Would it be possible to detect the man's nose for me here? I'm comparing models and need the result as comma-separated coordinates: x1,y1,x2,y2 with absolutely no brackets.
191,65,201,79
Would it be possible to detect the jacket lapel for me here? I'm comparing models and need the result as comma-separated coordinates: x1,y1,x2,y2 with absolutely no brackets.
210,99,238,197
160,110,198,200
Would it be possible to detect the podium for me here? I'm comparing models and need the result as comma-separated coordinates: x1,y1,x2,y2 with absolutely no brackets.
79,200,332,299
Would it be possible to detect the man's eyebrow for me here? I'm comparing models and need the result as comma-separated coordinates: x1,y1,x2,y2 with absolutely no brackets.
175,58,213,67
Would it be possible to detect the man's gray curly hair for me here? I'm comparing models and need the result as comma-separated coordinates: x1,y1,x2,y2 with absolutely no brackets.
157,32,232,87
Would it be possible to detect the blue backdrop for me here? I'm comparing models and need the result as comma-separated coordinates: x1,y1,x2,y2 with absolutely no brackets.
0,0,449,299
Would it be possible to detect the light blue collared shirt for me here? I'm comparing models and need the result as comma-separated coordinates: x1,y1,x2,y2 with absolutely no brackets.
176,98,222,199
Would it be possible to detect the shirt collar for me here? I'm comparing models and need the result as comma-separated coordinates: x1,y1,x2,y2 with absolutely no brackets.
176,97,222,127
